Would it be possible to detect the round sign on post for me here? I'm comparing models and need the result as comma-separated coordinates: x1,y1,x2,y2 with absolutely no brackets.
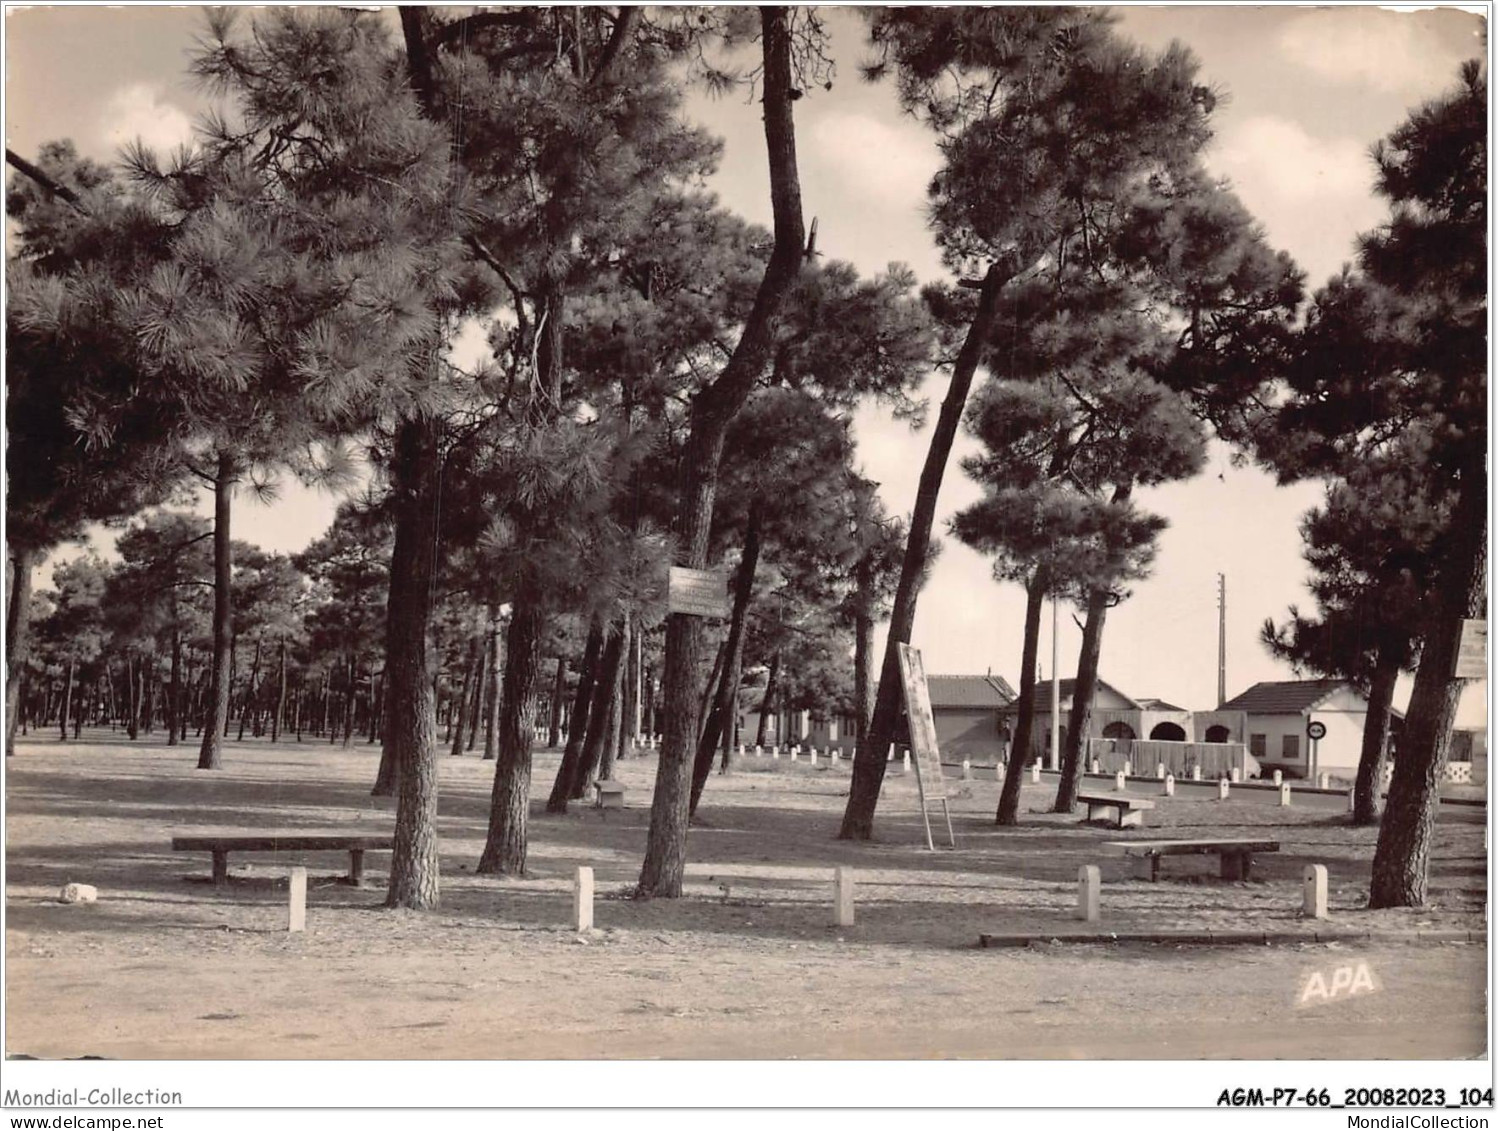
1307,720,1327,740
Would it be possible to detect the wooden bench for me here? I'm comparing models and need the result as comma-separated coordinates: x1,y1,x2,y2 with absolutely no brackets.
1076,792,1156,829
171,832,394,886
1105,838,1280,882
593,781,626,810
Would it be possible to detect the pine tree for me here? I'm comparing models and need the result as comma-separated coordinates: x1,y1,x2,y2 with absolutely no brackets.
1264,63,1485,905
840,10,1230,839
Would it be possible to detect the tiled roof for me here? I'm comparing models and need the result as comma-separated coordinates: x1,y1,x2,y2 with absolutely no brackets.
1135,697,1186,712
1004,678,1138,710
1219,679,1347,714
927,674,1016,709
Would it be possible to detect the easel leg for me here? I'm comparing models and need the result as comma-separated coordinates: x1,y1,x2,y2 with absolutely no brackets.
942,799,956,848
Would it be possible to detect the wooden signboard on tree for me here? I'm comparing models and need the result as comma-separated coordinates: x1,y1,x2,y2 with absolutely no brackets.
896,643,956,850
1455,619,1486,680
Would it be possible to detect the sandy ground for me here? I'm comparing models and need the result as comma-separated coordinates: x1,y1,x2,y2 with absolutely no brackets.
3,733,1488,1060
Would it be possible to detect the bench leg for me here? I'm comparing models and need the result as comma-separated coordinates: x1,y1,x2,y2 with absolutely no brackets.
1130,856,1156,882
1220,853,1248,881
348,849,365,887
212,850,229,885
1119,808,1144,829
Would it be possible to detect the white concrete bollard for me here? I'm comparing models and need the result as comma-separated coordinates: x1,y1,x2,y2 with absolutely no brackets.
1347,788,1357,812
1029,762,1040,784
1163,774,1175,797
1230,767,1242,783
903,751,912,774
810,749,818,766
1302,864,1329,920
1076,865,1100,922
738,743,746,756
573,866,594,932
1218,778,1230,801
1317,772,1330,789
772,745,780,759
755,745,763,758
1090,758,1101,775
1279,782,1292,807
1114,770,1127,792
288,867,307,933
790,748,799,762
1123,761,1132,778
834,866,855,928
1191,766,1202,781
1156,762,1166,780
1272,769,1283,786
887,744,895,762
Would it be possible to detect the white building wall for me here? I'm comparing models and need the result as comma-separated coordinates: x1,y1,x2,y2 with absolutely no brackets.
1246,708,1366,778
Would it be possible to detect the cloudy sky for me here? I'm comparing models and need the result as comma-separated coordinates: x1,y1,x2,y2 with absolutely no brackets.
4,5,1487,721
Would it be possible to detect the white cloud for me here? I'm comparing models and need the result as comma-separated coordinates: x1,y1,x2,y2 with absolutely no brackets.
1210,115,1374,203
808,110,941,210
101,83,195,156
1206,114,1387,284
1277,9,1473,94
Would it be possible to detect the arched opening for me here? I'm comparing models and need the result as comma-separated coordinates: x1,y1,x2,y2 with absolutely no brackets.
1204,724,1231,743
1101,721,1136,740
1149,721,1187,741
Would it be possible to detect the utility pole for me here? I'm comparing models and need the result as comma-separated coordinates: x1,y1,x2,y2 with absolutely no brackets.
1217,573,1227,708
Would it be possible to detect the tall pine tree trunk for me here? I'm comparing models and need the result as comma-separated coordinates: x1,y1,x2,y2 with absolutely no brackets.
637,8,805,898
755,651,780,747
691,505,761,814
1054,587,1110,813
1370,454,1486,907
478,584,546,875
238,638,262,743
6,544,37,757
599,654,624,783
198,452,236,769
167,623,182,745
840,260,1017,840
1352,642,1402,825
570,621,626,802
450,635,480,757
58,660,75,742
546,654,566,750
548,618,604,811
383,413,443,909
271,641,287,744
996,571,1048,825
483,614,503,760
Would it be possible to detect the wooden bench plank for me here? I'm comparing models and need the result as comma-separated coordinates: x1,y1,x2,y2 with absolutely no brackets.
1103,838,1280,882
1076,794,1155,810
171,831,394,886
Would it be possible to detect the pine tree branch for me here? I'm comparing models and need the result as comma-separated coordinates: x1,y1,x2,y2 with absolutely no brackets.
5,148,85,210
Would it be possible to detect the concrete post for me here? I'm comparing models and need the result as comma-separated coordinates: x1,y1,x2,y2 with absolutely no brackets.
1156,762,1166,780
1272,769,1283,786
1123,760,1132,777
1077,865,1100,922
810,749,818,766
1347,788,1356,812
1230,766,1242,783
1029,762,1040,784
903,751,911,774
1090,758,1100,775
1163,774,1175,797
1302,864,1329,920
1279,782,1292,807
834,866,855,927
1218,778,1230,801
1317,772,1330,789
573,866,594,932
1192,766,1202,781
1114,770,1127,792
961,759,972,780
288,867,307,933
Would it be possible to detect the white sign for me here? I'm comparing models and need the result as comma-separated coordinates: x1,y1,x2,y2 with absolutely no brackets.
896,644,956,850
1455,618,1486,679
667,566,730,618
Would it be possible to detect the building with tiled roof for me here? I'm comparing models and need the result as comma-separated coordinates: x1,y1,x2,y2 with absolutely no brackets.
1217,679,1403,780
